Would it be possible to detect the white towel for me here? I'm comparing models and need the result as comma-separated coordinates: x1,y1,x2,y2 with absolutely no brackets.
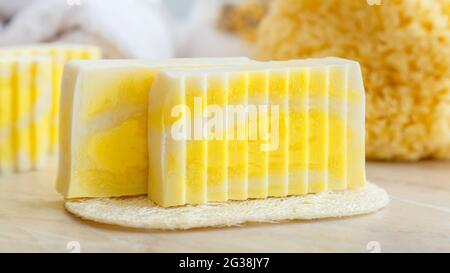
0,0,175,59
0,0,33,20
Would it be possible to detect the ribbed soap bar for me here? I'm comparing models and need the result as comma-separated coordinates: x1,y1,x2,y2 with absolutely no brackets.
0,44,101,152
148,58,366,207
56,58,251,199
0,57,52,173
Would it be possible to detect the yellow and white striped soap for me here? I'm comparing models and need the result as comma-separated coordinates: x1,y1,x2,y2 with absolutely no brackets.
56,58,251,199
0,44,102,153
148,58,366,207
0,56,52,173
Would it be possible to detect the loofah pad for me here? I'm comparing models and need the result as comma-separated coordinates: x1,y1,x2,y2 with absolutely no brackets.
65,182,389,230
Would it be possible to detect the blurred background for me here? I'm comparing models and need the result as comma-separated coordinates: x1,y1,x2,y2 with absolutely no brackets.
1,0,449,162
0,0,256,58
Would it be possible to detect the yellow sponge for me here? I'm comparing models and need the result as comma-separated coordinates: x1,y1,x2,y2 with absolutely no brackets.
256,0,450,160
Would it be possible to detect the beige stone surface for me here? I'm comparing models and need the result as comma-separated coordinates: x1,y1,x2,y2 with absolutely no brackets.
0,160,449,252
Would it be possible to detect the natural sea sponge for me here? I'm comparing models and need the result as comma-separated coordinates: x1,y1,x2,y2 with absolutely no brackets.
217,0,269,43
256,0,450,160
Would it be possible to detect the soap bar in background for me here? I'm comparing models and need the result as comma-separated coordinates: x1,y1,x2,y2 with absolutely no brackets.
56,58,250,199
0,56,52,173
148,58,366,207
0,44,102,153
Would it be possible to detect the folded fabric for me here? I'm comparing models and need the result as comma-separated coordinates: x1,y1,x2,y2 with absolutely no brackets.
0,0,175,59
0,0,33,21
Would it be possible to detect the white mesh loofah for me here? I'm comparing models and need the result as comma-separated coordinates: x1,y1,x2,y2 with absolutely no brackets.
65,182,389,230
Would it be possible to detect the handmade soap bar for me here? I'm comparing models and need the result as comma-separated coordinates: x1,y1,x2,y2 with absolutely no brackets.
0,57,52,173
57,58,250,199
148,58,366,207
0,44,101,152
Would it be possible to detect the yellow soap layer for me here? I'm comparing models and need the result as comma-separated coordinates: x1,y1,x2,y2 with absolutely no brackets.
60,67,156,198
308,68,329,193
185,75,208,204
268,69,288,197
148,73,186,207
287,68,309,195
206,73,228,202
0,44,102,153
227,72,249,200
328,65,348,190
247,71,268,198
0,57,52,173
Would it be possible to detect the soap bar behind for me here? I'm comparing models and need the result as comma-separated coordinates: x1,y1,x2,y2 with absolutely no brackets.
0,44,102,153
0,57,52,173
